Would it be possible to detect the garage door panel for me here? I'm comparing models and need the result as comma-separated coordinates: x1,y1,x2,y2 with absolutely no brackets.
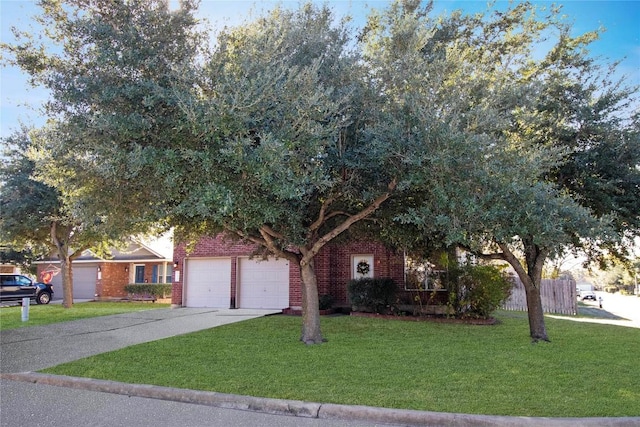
238,258,289,309
185,258,231,308
50,265,97,299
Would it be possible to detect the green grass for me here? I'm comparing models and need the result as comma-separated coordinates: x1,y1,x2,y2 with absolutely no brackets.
42,311,640,417
0,302,170,330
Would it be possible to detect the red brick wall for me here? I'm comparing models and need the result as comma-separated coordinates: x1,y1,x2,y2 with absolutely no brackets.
98,263,170,299
318,241,405,306
96,263,130,298
172,234,406,308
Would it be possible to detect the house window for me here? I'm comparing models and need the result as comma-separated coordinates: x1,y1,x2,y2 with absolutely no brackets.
151,265,172,283
135,265,145,283
404,256,447,291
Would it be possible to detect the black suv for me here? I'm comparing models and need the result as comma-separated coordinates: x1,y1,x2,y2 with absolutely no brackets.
0,274,54,304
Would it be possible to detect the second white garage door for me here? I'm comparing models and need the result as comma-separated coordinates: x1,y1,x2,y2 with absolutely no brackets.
185,258,231,308
238,257,290,309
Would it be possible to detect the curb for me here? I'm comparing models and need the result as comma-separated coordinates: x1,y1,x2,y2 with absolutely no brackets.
2,372,640,427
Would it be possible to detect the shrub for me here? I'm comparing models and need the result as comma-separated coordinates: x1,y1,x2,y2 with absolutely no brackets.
347,277,397,314
447,264,512,318
319,294,334,310
124,284,172,298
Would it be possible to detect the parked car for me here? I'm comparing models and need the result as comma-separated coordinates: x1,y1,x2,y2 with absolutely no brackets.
0,274,53,304
579,289,597,301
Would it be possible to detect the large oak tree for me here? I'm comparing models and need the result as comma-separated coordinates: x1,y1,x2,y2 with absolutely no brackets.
4,1,410,343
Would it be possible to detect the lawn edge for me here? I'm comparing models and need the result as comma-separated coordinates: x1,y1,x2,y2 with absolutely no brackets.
2,372,639,427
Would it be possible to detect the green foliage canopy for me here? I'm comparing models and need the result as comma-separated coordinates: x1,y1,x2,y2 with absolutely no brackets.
2,0,637,341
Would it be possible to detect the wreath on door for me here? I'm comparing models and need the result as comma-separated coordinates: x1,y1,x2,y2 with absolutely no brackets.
356,260,370,276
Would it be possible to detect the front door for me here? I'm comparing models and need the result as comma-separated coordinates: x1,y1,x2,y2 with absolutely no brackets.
135,265,145,283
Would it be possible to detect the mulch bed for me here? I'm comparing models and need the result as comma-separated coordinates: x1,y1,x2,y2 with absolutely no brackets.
350,311,498,325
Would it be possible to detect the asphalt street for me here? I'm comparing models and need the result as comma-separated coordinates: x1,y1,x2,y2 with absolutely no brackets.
549,291,640,328
0,378,387,427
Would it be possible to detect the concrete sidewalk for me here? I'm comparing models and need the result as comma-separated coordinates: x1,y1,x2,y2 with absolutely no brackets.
2,307,639,427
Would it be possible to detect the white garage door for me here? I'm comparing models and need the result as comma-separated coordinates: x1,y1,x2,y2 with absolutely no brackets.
50,265,97,299
238,257,290,309
185,258,231,308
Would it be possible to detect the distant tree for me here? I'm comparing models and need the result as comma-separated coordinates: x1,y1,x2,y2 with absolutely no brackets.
587,258,640,293
2,0,201,306
0,129,98,307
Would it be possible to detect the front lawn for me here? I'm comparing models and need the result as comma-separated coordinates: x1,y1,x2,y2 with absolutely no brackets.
0,302,170,330
42,311,640,417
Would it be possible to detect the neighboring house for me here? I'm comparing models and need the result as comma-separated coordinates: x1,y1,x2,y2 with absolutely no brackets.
35,240,173,300
172,234,449,311
0,264,20,274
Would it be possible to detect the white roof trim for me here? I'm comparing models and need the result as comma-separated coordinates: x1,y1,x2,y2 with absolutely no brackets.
34,258,171,265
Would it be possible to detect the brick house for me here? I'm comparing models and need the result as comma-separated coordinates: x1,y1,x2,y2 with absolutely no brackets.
36,240,172,300
172,234,449,311
0,264,20,274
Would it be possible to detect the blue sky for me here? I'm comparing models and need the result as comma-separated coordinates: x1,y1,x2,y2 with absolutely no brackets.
1,0,639,138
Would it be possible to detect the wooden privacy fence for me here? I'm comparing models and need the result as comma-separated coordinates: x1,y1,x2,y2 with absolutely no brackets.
502,277,577,315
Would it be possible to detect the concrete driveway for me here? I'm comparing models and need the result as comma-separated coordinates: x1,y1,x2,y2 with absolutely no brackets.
1,307,280,373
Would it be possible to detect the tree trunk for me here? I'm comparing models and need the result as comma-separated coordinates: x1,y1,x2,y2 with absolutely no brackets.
524,279,547,341
250,184,396,345
497,240,549,342
299,257,324,344
51,221,74,308
59,255,74,308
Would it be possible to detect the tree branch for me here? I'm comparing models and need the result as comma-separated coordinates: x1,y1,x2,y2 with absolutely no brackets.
307,178,397,259
496,241,529,283
308,194,338,232
261,224,285,240
225,226,298,263
458,243,506,261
